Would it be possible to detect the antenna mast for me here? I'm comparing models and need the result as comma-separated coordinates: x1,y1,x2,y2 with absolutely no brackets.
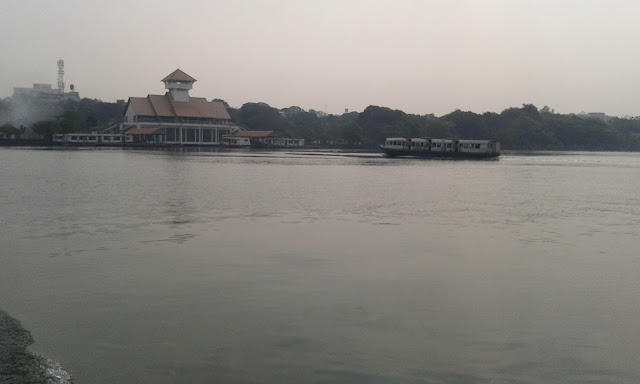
57,59,65,93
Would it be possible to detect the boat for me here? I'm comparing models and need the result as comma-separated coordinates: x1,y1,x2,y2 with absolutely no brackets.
380,137,500,158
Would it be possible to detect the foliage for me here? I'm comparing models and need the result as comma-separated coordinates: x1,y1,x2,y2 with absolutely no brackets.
212,98,229,108
237,102,285,132
231,102,640,150
342,123,362,145
6,93,640,151
31,120,59,137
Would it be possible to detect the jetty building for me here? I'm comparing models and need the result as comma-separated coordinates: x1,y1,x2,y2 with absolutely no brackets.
120,69,241,145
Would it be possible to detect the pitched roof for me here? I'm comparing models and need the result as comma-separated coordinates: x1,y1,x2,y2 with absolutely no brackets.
0,123,21,135
127,94,231,120
162,69,196,83
233,131,273,138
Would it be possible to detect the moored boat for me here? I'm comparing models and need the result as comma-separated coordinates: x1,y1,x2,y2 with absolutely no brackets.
380,137,500,158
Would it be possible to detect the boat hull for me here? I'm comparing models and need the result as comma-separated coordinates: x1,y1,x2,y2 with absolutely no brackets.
380,146,500,159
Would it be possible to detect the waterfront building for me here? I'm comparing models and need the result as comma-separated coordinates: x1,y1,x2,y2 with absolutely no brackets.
120,69,240,145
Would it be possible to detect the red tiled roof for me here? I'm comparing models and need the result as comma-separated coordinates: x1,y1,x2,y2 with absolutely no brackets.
148,94,175,117
162,69,196,83
129,97,156,116
126,128,163,135
171,97,229,119
128,94,231,120
233,131,273,138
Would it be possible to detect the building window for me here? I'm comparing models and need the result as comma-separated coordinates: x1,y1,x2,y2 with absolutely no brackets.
167,128,176,142
186,128,197,142
203,129,212,142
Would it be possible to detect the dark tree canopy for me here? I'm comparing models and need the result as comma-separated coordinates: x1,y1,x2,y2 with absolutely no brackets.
4,96,640,151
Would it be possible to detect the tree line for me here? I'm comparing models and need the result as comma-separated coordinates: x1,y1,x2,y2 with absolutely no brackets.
230,102,640,151
2,96,640,151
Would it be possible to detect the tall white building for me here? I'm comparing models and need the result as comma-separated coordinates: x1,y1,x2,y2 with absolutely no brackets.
120,69,240,145
12,59,80,101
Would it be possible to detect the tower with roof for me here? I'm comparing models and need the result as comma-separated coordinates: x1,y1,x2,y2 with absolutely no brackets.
162,69,196,102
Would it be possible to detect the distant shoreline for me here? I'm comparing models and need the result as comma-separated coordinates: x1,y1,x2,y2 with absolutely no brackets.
2,141,639,153
3,137,634,152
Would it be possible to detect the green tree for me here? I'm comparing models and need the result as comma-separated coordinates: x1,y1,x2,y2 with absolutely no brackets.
342,123,362,145
86,115,98,128
212,99,230,108
237,102,287,132
425,120,454,138
31,120,59,142
58,110,80,133
441,109,488,138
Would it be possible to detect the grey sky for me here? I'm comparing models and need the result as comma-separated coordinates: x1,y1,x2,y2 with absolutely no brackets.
1,0,639,116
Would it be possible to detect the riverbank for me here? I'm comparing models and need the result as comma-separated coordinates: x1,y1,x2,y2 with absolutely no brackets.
0,309,73,384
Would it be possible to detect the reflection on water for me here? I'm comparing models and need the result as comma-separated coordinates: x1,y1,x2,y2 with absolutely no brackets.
0,148,639,384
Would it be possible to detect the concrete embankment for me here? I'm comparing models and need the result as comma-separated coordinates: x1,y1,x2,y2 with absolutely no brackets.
0,309,73,384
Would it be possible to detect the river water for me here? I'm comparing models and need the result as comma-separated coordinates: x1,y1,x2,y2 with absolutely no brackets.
0,147,639,384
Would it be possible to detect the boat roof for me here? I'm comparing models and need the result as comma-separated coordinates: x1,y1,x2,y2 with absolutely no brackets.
385,137,497,143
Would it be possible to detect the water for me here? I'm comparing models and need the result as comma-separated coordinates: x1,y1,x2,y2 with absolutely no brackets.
1,147,639,384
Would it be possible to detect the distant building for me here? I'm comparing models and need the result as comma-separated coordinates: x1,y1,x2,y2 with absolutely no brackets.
13,83,80,102
0,123,22,140
576,111,611,123
120,69,240,145
12,60,80,102
222,130,304,148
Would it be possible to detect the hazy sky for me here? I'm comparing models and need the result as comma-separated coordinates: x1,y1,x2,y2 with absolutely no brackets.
1,0,639,116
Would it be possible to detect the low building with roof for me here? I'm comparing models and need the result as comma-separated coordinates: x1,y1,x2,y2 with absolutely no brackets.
0,123,22,141
221,130,305,148
120,69,241,145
